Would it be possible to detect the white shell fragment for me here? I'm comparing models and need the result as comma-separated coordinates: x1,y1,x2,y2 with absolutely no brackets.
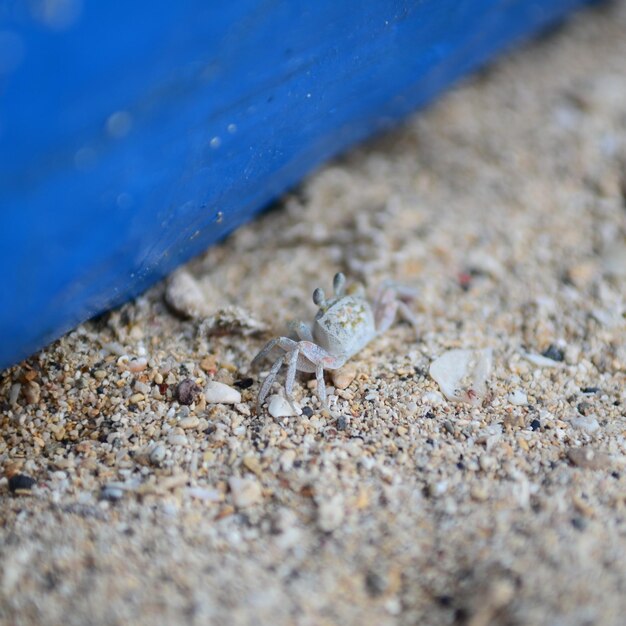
570,414,600,434
508,389,528,406
429,348,493,404
267,394,301,418
204,381,241,404
521,352,562,368
229,477,263,508
165,269,211,319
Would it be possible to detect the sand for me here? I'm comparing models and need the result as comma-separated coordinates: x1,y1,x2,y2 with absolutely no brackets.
1,2,626,624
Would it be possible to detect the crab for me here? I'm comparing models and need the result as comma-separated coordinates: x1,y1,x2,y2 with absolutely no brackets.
252,272,417,413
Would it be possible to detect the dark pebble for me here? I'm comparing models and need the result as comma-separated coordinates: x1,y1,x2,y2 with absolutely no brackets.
530,419,541,431
571,517,587,531
175,378,201,405
425,410,435,419
9,474,36,494
542,344,564,362
581,386,600,394
577,402,592,416
234,377,254,389
336,416,348,430
611,471,620,479
365,570,387,597
301,406,314,418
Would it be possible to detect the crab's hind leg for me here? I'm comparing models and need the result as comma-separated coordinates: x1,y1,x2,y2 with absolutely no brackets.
374,281,419,337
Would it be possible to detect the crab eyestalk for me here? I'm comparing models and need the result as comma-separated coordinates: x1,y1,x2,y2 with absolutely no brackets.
312,287,326,307
333,272,346,297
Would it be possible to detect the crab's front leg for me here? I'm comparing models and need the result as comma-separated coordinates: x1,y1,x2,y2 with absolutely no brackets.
373,281,419,336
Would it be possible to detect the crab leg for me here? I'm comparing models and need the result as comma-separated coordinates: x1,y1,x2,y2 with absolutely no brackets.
257,354,285,413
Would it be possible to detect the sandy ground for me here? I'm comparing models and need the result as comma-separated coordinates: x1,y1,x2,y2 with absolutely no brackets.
2,2,626,625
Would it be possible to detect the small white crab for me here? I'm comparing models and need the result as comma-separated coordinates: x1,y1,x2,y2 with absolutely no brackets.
252,272,417,413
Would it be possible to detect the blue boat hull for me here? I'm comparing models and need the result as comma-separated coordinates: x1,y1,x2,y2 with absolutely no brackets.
0,0,593,369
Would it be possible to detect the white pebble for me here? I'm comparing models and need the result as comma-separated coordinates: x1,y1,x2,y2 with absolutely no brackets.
570,414,600,434
229,477,263,508
149,444,166,465
268,394,301,417
521,352,561,368
429,348,492,404
421,390,445,405
508,389,528,406
165,269,210,319
167,432,188,446
204,381,241,404
317,494,345,532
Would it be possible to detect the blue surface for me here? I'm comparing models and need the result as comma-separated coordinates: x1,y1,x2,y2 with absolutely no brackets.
0,0,592,370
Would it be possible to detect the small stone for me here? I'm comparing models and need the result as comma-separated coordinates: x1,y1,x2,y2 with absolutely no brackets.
23,381,41,405
8,474,36,494
101,485,124,501
429,348,492,404
167,430,188,446
567,447,611,469
421,390,445,405
570,414,600,434
301,406,314,417
202,306,268,337
479,455,495,472
541,344,565,362
149,445,166,465
204,381,241,404
336,416,348,430
508,389,528,406
165,269,210,319
175,379,201,405
470,484,489,501
242,456,262,476
530,419,541,431
229,477,263,508
577,401,592,416
9,383,21,406
268,394,301,418
331,364,357,390
179,416,200,430
317,494,345,532
129,392,144,404
521,352,562,368
280,450,296,471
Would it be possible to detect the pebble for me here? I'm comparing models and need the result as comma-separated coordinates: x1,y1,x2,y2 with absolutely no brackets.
23,381,41,405
179,416,200,430
317,493,345,532
149,445,166,465
508,389,528,406
8,474,36,494
479,455,496,472
229,477,263,508
268,394,301,418
175,379,201,405
331,364,357,390
129,393,144,404
521,352,562,368
541,344,565,362
164,269,210,319
280,450,296,471
204,381,241,404
570,414,600,434
167,430,188,446
429,348,492,404
421,390,445,405
101,485,124,501
567,447,611,469
9,383,21,406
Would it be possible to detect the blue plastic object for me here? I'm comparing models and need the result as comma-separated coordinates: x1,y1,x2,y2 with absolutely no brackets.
0,0,592,370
